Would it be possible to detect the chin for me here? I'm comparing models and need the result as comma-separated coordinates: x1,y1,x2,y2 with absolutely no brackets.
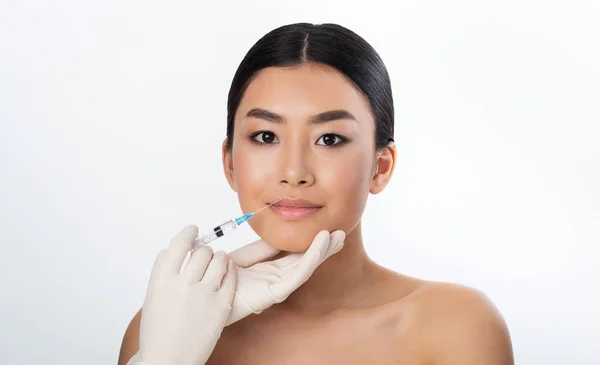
258,228,318,252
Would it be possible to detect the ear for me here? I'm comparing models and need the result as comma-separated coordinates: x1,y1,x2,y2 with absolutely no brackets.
222,139,238,192
369,142,396,194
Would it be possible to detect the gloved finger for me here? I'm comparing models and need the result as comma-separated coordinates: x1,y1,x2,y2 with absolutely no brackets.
269,230,344,271
200,251,229,291
217,260,237,305
181,245,214,284
149,249,167,282
268,230,332,301
228,239,281,268
270,252,303,271
325,230,346,257
163,225,199,275
146,249,167,296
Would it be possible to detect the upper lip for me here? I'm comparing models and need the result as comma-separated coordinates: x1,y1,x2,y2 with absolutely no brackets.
271,198,323,208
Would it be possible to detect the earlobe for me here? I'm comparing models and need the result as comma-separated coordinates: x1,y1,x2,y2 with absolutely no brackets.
369,143,397,195
222,139,238,192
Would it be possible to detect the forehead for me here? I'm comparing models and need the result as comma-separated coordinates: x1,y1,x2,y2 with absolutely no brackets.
236,63,373,123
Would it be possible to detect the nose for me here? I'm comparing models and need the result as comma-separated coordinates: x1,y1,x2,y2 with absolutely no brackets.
278,141,315,188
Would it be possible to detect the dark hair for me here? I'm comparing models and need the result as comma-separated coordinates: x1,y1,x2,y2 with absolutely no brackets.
226,23,394,151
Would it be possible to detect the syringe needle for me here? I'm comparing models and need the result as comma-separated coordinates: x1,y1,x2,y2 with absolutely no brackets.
254,198,283,215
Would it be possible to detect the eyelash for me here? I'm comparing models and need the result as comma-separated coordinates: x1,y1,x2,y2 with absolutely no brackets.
249,131,349,147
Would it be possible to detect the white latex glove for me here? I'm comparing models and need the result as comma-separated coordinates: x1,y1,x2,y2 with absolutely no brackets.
225,230,345,325
135,225,237,365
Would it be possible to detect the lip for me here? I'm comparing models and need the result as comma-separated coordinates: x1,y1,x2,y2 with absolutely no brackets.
269,198,323,220
271,198,322,208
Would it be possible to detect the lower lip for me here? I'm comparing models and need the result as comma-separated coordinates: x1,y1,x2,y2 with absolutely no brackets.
270,205,322,220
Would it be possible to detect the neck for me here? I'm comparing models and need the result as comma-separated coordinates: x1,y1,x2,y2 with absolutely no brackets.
275,222,376,315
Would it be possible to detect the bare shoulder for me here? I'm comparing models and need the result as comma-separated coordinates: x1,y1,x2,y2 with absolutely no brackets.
117,308,142,365
403,281,514,365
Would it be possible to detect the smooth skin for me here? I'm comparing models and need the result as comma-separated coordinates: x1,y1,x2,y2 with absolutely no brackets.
119,63,514,365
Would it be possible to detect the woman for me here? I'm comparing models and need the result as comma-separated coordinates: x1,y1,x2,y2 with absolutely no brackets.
119,23,514,364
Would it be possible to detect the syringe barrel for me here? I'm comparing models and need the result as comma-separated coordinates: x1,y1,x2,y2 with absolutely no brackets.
192,219,238,249
213,219,238,237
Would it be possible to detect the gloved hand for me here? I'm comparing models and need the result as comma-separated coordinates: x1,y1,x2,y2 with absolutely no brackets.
134,225,237,365
225,230,345,325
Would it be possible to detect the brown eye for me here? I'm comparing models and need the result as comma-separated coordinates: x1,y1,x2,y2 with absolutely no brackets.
252,131,278,144
316,134,346,146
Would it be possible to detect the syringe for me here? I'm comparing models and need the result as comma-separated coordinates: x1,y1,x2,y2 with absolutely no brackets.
192,198,282,250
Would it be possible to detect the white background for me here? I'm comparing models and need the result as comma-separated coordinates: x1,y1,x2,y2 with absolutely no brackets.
1,1,599,364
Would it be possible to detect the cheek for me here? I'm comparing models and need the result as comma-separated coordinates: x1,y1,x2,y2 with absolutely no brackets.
232,147,273,210
318,149,373,230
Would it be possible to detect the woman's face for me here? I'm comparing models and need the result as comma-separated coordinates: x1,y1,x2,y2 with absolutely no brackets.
223,63,389,252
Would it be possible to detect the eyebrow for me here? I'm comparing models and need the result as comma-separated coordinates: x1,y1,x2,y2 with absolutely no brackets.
245,108,358,124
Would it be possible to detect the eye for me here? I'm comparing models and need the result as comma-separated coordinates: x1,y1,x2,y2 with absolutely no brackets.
316,134,347,146
251,131,279,144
